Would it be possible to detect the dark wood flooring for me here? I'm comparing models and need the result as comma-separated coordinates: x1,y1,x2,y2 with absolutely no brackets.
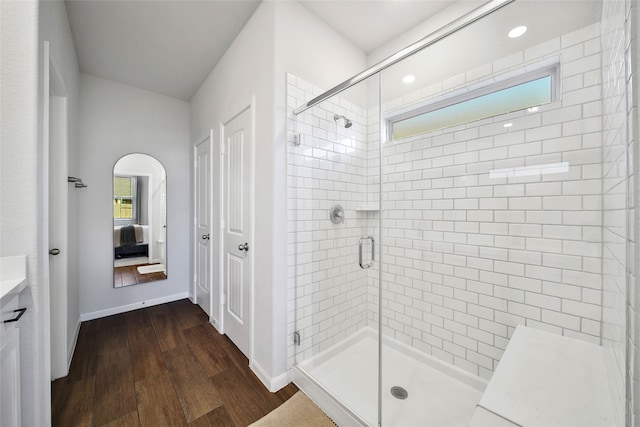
114,264,167,287
52,299,298,426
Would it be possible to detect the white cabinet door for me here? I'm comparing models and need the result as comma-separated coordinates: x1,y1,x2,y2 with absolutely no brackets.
1,294,21,427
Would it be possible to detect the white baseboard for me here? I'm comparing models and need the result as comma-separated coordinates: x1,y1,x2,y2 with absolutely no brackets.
210,316,221,333
79,292,190,321
67,317,81,373
250,359,291,392
268,370,291,392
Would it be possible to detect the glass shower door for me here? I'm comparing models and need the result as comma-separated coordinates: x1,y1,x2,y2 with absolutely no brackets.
287,74,382,425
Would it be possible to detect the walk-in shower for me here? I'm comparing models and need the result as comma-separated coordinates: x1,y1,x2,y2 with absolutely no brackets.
287,0,634,425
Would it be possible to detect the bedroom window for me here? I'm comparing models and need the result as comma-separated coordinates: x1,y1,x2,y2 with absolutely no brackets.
388,64,558,141
114,176,137,223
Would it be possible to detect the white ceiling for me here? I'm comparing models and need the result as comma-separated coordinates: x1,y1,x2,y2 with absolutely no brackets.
380,0,602,102
65,0,261,101
297,0,453,54
65,1,603,103
64,0,456,101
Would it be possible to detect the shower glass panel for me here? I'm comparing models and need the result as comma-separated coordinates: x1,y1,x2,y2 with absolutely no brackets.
288,74,381,425
378,0,625,425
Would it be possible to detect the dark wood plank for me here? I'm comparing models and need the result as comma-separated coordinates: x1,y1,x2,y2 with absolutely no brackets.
52,300,300,427
135,371,187,427
208,331,298,410
210,365,273,427
93,348,137,426
128,326,166,382
213,330,251,373
102,412,141,427
183,324,233,377
188,406,236,427
51,376,95,427
148,303,186,352
97,314,130,354
122,307,153,333
66,321,101,381
215,332,290,409
272,383,300,407
235,363,296,410
164,345,223,422
168,299,208,330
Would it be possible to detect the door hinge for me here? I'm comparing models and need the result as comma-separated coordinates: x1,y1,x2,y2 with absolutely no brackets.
293,331,301,346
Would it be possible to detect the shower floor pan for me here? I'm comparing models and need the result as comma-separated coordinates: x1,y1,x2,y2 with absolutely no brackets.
294,327,487,427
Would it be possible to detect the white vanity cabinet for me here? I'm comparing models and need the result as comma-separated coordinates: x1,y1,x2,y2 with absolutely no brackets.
1,256,28,427
1,294,22,427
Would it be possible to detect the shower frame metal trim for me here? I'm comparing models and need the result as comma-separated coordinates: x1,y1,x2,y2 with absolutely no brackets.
292,0,515,116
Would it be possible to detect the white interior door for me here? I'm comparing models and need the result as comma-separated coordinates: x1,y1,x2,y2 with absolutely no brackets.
194,134,212,317
46,42,69,380
221,107,252,357
159,172,167,266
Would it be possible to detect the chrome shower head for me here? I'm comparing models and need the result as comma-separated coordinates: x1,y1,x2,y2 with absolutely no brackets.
334,114,352,129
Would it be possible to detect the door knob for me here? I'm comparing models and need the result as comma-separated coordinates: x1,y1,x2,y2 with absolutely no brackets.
201,234,210,240
238,243,249,251
49,248,61,255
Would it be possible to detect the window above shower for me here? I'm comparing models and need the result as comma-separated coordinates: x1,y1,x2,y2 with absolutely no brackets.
386,63,558,141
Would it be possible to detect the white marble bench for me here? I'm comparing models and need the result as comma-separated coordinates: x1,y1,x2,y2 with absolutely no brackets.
470,325,618,427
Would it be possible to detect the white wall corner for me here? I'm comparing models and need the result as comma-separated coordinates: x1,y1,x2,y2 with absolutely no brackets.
249,359,291,392
67,317,81,373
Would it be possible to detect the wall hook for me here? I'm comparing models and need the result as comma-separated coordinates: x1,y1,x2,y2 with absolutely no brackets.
68,176,87,188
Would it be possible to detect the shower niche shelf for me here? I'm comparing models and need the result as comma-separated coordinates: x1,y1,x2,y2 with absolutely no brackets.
355,204,379,212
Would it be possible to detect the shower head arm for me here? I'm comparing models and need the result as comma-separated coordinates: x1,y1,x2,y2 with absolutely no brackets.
333,114,353,128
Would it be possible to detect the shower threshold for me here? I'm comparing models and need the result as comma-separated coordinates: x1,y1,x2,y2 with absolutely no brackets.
294,327,487,427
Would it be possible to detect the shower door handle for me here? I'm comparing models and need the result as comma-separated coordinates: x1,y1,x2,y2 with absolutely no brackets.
359,236,375,269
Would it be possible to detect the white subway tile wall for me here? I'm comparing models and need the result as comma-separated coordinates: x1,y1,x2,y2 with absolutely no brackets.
374,22,604,380
287,16,629,413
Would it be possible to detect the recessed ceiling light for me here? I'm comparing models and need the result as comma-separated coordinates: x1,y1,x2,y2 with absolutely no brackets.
403,75,415,84
503,123,513,128
508,26,527,38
